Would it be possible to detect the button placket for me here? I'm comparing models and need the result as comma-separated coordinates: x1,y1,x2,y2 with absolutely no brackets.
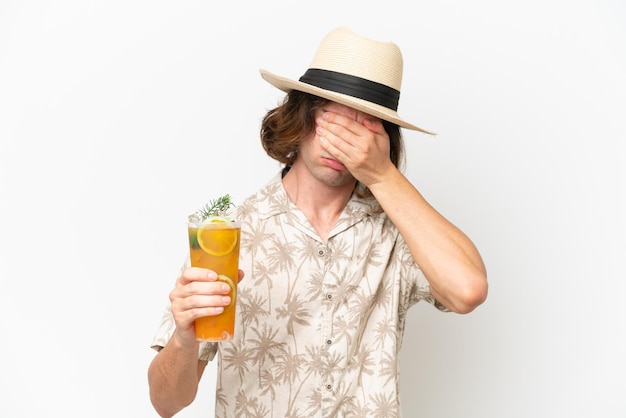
320,242,336,399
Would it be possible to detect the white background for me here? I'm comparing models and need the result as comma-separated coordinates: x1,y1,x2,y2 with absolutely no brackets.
1,1,625,417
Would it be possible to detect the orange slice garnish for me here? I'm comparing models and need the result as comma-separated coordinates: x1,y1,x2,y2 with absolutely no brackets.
196,216,238,256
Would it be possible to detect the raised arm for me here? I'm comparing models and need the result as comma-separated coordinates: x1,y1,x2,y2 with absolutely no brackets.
367,169,488,313
316,110,488,313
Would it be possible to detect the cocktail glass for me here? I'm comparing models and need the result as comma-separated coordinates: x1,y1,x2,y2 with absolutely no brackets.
187,218,240,341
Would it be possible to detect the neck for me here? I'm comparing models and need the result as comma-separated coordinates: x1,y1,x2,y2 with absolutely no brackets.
282,167,355,241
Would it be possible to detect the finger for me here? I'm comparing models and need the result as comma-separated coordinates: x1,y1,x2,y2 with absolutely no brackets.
173,278,231,299
316,121,368,167
170,282,232,321
315,120,355,159
178,267,219,285
172,300,228,324
362,117,387,136
317,115,357,147
321,110,374,138
180,293,232,312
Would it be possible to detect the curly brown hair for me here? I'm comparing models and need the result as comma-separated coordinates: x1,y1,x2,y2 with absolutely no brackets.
260,90,405,198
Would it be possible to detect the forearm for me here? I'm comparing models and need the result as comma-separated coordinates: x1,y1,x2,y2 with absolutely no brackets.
369,169,488,313
148,330,203,417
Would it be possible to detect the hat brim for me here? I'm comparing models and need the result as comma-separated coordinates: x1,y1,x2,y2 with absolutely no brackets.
260,69,435,135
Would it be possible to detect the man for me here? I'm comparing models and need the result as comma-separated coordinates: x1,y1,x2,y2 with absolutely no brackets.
148,27,488,418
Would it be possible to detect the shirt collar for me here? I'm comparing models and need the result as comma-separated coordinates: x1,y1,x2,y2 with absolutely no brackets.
257,171,380,222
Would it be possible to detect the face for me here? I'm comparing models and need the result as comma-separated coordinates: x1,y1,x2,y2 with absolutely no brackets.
293,101,380,189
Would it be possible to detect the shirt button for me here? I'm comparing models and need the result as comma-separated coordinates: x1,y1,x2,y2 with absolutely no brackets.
318,249,325,256
326,294,333,300
326,339,332,345
326,384,332,391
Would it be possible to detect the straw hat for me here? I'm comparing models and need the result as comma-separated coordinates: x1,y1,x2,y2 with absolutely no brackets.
260,27,434,134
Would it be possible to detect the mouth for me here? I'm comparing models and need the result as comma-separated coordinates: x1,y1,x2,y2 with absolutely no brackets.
321,156,347,171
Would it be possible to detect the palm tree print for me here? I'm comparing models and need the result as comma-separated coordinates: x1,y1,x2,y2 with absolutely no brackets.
275,293,312,347
371,392,398,418
248,323,288,385
221,343,253,383
152,175,448,417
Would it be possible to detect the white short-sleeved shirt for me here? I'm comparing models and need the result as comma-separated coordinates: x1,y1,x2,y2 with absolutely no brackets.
152,173,447,417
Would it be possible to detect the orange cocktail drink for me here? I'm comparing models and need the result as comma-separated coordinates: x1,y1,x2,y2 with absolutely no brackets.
188,218,240,341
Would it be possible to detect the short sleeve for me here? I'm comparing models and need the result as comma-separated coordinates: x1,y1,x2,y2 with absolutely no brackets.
396,233,450,312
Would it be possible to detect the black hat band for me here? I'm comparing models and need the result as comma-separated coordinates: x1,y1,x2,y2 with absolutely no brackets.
299,68,400,111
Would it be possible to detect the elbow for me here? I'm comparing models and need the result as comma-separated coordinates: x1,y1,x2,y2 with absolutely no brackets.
453,273,488,314
149,379,198,418
149,391,190,418
148,362,195,418
436,266,487,314
148,384,179,418
151,405,175,418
